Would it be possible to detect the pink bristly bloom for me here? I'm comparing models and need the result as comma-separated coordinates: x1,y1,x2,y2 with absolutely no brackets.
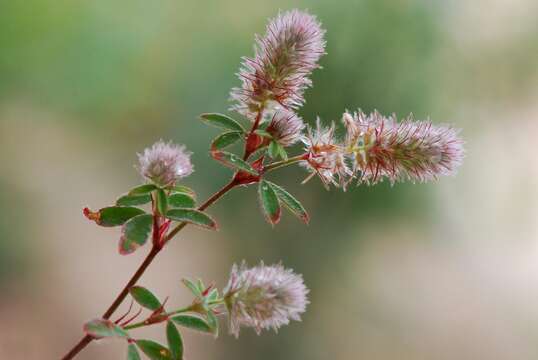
137,140,193,187
230,9,326,117
223,261,309,338
265,108,306,147
343,110,465,185
301,119,352,189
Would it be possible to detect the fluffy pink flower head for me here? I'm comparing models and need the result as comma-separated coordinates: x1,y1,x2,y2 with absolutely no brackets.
230,9,326,117
223,261,309,338
343,110,464,185
137,140,193,187
301,119,352,189
265,108,305,147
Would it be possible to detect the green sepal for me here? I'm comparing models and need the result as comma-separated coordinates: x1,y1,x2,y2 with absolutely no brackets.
92,206,146,227
155,189,168,215
266,181,309,224
181,278,202,297
206,310,219,337
207,288,219,302
165,209,217,230
268,141,287,160
171,315,212,334
129,286,162,311
166,321,183,360
211,150,258,175
116,193,152,207
211,131,244,151
168,193,195,209
127,344,142,360
119,214,153,255
136,340,172,360
258,180,281,225
83,319,129,339
128,184,158,196
199,113,245,132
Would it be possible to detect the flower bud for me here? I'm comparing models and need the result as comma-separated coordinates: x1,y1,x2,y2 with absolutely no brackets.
137,140,193,187
266,109,305,147
223,261,309,338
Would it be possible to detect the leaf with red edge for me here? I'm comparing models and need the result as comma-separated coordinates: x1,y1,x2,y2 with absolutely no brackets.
129,286,162,311
211,150,258,175
165,209,217,230
266,181,309,224
258,180,281,225
119,214,153,255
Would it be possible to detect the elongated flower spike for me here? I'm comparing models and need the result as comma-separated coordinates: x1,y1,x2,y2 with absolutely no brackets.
230,9,326,117
137,140,194,187
343,110,464,185
223,261,309,338
266,108,306,147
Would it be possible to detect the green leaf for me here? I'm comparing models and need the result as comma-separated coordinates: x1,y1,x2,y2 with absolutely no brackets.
171,185,196,198
136,340,172,360
97,206,145,227
206,310,219,337
254,129,272,138
268,141,287,160
129,286,161,311
156,189,168,215
166,321,183,360
266,181,309,224
211,131,243,150
211,150,258,175
127,344,142,360
128,184,158,196
168,193,195,209
119,214,153,255
181,278,201,297
258,180,281,225
171,315,212,333
165,209,217,230
199,113,245,132
116,193,152,207
83,319,129,338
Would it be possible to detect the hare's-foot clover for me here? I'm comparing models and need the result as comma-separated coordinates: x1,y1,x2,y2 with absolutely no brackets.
62,9,464,360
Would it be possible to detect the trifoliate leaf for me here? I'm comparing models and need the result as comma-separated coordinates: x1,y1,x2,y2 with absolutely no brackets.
211,150,258,175
129,286,161,311
119,214,153,255
266,181,309,224
165,209,217,230
258,180,281,225
199,113,245,132
83,319,129,339
136,340,172,360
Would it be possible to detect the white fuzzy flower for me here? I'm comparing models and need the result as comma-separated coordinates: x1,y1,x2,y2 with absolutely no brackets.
137,140,193,187
266,109,305,147
223,261,309,338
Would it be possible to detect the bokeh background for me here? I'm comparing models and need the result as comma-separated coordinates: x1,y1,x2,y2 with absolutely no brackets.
1,0,537,359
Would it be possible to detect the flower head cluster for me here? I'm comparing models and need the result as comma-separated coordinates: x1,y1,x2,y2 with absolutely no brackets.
223,261,309,338
230,10,326,117
301,111,464,188
266,108,306,147
137,140,193,187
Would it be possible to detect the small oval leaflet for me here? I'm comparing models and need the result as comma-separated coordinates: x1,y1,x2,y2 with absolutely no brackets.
136,339,172,360
129,286,162,311
119,214,153,255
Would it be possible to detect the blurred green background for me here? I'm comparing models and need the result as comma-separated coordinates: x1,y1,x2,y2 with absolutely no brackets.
1,0,537,359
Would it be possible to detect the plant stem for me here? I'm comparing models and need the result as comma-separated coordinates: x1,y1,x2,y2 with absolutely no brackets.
61,180,237,360
123,305,194,331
